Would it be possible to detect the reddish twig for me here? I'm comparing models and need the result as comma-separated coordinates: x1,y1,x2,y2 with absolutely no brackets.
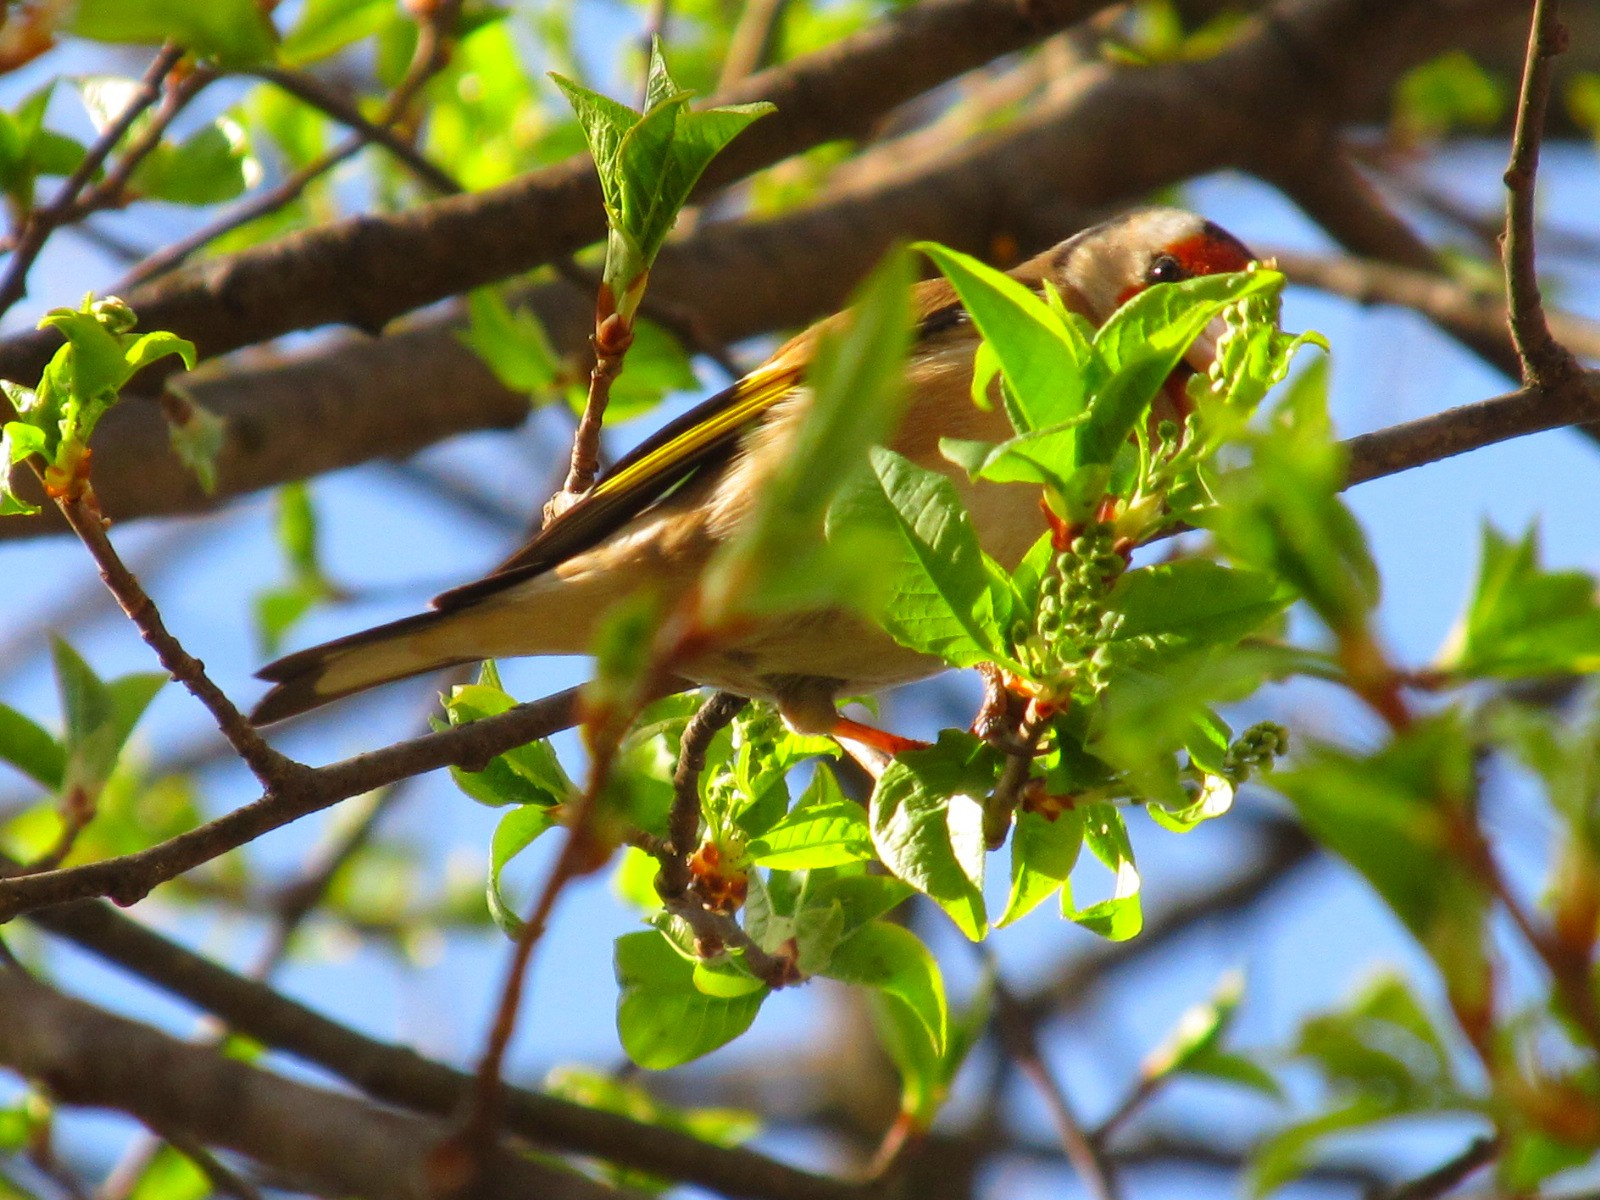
548,315,635,519
452,723,623,1185
0,43,185,318
55,492,301,793
1501,0,1581,391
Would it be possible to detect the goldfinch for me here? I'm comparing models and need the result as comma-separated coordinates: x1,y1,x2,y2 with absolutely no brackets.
250,207,1255,732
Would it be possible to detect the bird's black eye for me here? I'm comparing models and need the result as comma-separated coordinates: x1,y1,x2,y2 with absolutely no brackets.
1145,253,1185,285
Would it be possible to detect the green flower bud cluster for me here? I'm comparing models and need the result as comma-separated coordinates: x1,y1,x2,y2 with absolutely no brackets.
735,704,782,762
1021,526,1125,697
1221,721,1289,783
89,296,138,335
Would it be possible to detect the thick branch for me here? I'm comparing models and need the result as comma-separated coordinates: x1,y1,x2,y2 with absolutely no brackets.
0,0,1116,386
0,972,616,1200
0,0,1531,538
19,884,867,1200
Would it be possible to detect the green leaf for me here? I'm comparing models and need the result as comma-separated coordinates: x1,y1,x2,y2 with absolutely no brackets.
1205,358,1378,634
0,704,65,790
441,675,573,809
745,766,872,868
1107,561,1290,654
1000,808,1084,926
485,803,556,937
800,871,914,941
163,387,225,495
1395,51,1505,140
916,241,1098,432
1248,1097,1398,1198
1439,524,1600,678
1142,971,1279,1097
1272,719,1491,1009
129,117,255,206
457,286,566,398
49,640,163,805
552,44,772,305
615,931,766,1068
830,447,1010,668
870,732,996,940
279,0,393,65
1066,803,1141,939
824,921,948,1054
69,0,278,65
1081,270,1281,467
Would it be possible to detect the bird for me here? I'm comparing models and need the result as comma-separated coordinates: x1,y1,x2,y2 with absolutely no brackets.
249,207,1256,741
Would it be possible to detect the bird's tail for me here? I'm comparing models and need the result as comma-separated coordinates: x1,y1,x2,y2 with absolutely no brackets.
250,608,490,726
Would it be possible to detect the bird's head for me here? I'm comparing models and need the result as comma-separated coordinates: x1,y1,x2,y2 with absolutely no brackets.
1049,206,1257,374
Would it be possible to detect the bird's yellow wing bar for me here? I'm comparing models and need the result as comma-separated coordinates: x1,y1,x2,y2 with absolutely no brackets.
433,356,805,610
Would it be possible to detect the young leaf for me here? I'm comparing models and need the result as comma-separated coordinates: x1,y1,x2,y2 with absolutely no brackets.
1065,803,1142,940
485,804,558,937
440,670,573,809
870,732,996,941
1205,358,1378,635
823,921,948,1053
745,766,873,868
1000,808,1085,926
916,242,1098,432
830,447,1012,669
702,245,916,620
1272,718,1492,1010
69,0,278,66
1079,270,1281,467
0,703,65,791
1438,524,1600,679
615,931,766,1068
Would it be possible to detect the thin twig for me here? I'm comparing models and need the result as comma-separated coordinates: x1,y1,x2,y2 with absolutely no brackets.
67,68,218,220
659,692,748,898
550,317,634,517
1089,1075,1161,1150
1501,0,1581,391
1379,1135,1497,1200
0,43,185,319
117,1,464,292
991,971,1120,1200
54,492,301,793
0,684,595,921
19,874,866,1200
452,726,623,1186
984,698,1050,849
240,67,462,196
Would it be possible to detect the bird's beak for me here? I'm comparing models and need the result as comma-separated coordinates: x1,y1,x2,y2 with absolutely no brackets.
1183,314,1229,376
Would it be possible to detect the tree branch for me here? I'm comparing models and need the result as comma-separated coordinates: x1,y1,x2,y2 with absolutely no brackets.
0,971,619,1200
0,686,587,920
0,0,1532,539
0,43,185,319
17,881,869,1200
0,0,1117,387
1501,0,1581,391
